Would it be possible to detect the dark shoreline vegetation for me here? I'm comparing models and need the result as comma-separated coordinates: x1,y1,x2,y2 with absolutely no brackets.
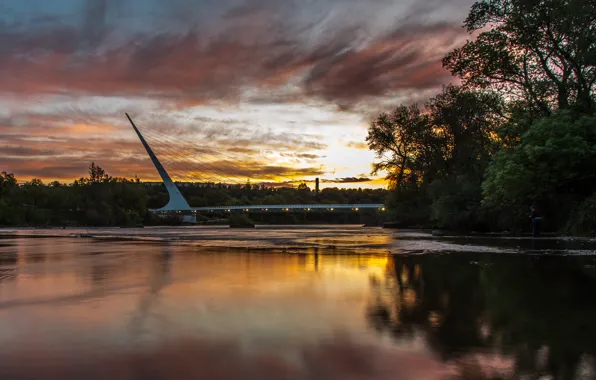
366,0,596,236
2,0,596,236
0,163,387,228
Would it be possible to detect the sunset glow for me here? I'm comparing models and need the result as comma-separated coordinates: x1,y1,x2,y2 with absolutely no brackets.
0,0,475,187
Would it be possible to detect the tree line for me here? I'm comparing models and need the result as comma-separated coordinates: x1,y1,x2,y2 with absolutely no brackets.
367,0,596,234
0,163,387,227
0,163,148,227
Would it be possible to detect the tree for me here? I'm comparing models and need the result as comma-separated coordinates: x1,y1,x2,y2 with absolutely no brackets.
367,86,502,229
88,162,111,183
444,0,596,114
26,178,44,187
0,172,17,197
0,172,19,225
482,111,596,230
428,85,503,177
366,104,438,190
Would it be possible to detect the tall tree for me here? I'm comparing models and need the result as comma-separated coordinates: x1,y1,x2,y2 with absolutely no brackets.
367,86,502,189
444,0,596,114
429,85,504,176
366,105,438,190
426,86,504,230
367,86,502,229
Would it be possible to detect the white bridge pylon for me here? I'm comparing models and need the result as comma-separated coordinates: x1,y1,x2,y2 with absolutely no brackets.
127,113,192,212
127,114,385,213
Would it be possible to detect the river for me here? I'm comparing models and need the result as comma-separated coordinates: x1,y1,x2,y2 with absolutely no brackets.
0,226,595,379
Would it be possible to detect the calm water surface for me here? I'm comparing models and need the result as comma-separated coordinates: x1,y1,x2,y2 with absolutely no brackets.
0,226,595,379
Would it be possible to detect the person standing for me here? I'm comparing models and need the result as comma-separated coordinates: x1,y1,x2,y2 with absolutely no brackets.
530,204,542,237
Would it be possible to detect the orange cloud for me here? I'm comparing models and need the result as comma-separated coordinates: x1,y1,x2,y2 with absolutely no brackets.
0,107,332,182
346,141,369,150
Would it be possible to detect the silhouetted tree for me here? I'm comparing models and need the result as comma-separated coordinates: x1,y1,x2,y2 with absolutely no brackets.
444,0,596,114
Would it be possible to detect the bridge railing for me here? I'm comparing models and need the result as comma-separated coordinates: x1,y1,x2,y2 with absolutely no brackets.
189,204,385,212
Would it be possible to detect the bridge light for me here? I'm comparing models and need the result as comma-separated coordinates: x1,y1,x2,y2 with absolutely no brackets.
355,208,359,211
381,207,386,211
308,208,311,211
330,208,334,211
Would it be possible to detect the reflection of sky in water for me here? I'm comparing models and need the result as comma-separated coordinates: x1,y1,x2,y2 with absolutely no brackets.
0,228,595,379
0,235,460,379
0,237,388,342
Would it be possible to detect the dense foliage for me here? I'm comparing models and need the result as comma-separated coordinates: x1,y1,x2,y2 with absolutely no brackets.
483,112,596,231
369,0,596,234
0,164,148,227
0,164,387,227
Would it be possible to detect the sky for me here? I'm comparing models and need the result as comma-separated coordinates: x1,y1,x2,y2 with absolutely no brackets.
0,0,476,188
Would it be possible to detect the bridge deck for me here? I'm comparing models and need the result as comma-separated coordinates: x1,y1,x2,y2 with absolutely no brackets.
192,204,384,212
152,204,385,212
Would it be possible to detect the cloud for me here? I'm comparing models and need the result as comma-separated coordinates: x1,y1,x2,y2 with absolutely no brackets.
0,106,330,181
303,23,467,108
0,146,60,157
279,153,325,161
0,2,470,109
126,111,329,153
0,0,474,182
345,141,368,150
156,156,326,182
0,144,326,183
323,177,372,184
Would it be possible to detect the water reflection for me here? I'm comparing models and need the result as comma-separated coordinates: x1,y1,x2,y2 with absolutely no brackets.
1,238,426,380
0,239,17,282
0,234,595,379
129,245,173,339
368,253,596,379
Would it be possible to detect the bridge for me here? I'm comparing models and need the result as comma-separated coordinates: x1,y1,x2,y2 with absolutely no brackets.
126,113,385,216
190,204,385,212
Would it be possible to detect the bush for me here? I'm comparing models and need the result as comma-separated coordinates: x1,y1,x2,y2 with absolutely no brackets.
228,213,255,228
429,175,487,231
482,111,596,231
563,194,596,236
